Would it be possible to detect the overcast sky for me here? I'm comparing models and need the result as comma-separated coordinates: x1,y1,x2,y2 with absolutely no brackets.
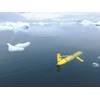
0,0,100,12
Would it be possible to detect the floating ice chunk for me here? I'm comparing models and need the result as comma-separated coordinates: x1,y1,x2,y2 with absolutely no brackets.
80,20,94,26
92,62,100,68
0,22,30,32
95,21,100,26
7,43,24,52
13,22,30,32
15,42,31,48
0,22,13,30
7,42,31,52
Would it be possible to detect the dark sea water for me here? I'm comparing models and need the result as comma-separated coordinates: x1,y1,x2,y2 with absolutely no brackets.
0,22,100,87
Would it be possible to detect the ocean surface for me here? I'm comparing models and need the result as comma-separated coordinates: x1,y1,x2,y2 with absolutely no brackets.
0,13,100,86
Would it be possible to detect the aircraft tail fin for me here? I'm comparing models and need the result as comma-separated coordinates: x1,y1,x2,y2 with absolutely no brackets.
57,53,62,62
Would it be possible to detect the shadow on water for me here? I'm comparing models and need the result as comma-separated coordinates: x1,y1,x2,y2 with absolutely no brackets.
56,65,64,80
56,65,64,72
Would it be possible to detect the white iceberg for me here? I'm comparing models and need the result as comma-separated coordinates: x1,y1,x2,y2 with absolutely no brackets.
80,19,94,26
0,22,30,32
95,21,100,26
15,42,31,48
7,42,31,52
92,62,100,68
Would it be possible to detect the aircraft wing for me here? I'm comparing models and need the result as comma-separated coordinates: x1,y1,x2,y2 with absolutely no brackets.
76,56,84,63
62,55,68,57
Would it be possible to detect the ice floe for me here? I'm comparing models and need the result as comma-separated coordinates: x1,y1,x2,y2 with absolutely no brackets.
0,22,30,32
7,42,31,52
92,62,100,68
79,19,100,27
80,19,94,26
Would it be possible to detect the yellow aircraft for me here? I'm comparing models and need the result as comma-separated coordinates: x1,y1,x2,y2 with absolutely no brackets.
57,51,84,66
